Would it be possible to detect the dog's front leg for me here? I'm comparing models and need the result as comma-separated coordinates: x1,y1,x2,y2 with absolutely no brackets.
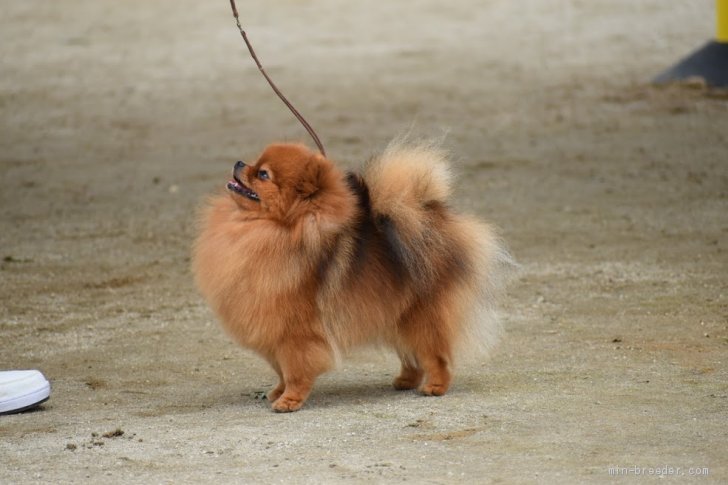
270,337,332,412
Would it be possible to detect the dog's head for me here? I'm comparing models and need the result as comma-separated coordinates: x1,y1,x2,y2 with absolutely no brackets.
227,143,344,223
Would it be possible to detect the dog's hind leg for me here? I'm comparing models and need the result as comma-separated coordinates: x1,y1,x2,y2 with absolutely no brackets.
397,301,455,397
392,352,424,390
417,353,452,396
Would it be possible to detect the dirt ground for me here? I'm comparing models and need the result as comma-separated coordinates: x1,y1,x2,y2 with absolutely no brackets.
1,0,726,483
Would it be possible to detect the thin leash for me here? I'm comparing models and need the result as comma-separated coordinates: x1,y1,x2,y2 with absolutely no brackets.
228,0,327,157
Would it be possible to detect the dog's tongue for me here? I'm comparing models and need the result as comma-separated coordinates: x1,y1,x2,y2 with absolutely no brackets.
227,178,260,201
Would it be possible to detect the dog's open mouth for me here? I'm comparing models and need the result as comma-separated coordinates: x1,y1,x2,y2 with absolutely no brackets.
227,175,260,202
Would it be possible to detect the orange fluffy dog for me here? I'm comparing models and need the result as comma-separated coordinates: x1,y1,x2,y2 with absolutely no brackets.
192,141,511,412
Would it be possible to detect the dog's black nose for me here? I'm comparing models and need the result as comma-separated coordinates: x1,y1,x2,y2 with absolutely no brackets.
235,160,246,170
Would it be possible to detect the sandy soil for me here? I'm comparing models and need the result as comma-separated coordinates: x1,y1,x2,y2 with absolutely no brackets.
1,0,726,483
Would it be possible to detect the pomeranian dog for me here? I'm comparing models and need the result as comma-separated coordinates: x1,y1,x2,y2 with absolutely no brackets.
192,140,512,412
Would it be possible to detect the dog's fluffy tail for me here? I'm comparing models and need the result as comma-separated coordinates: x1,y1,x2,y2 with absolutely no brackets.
363,139,515,358
364,140,454,214
363,140,455,286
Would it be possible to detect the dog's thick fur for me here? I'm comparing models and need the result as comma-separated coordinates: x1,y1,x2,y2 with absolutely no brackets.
192,141,511,412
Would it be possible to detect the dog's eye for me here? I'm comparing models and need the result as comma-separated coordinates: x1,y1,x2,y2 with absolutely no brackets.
258,170,270,181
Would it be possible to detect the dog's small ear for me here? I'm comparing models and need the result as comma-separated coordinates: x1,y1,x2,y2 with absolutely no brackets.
296,160,323,199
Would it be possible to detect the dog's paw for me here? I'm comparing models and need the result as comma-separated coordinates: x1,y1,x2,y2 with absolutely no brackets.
419,382,448,396
271,395,304,413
